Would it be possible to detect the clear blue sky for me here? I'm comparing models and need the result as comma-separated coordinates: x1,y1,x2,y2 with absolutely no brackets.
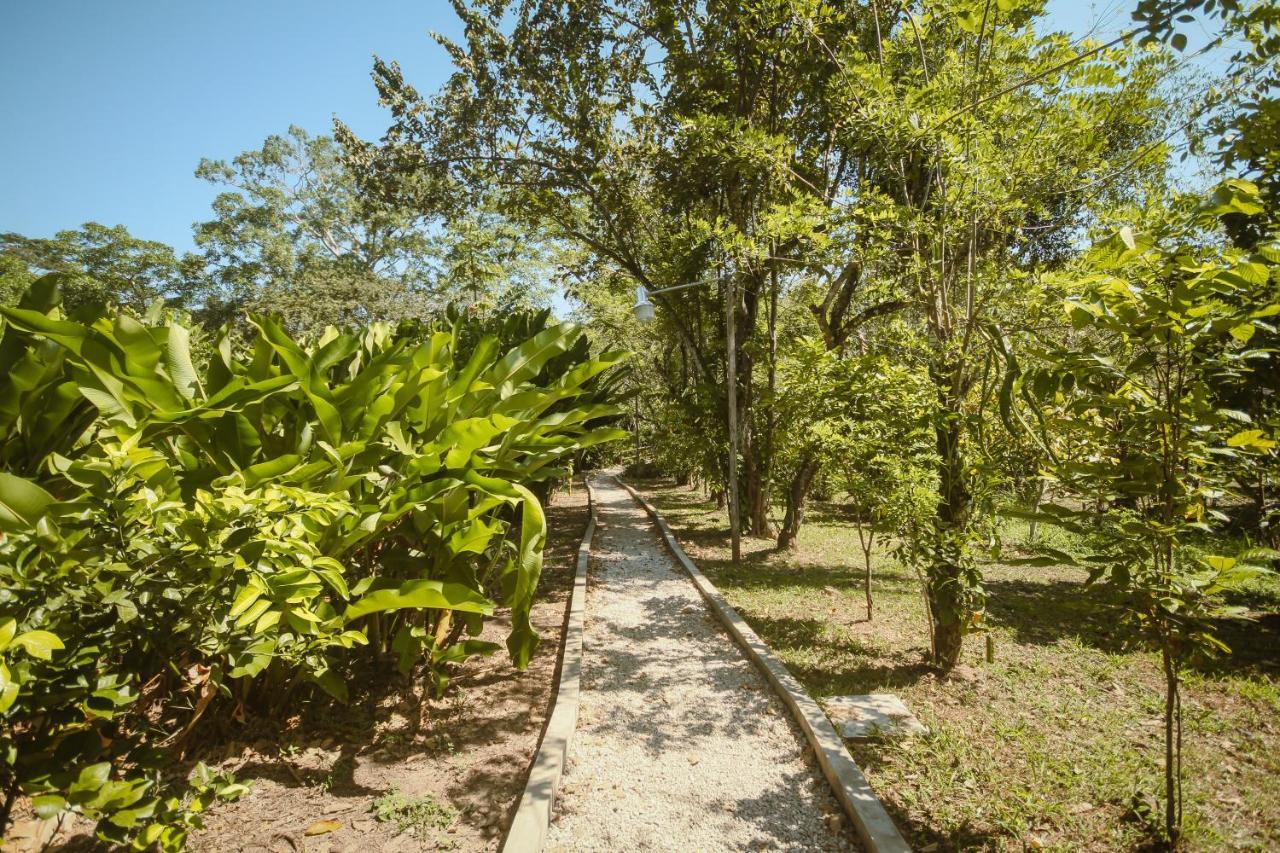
0,0,463,252
0,1,1224,254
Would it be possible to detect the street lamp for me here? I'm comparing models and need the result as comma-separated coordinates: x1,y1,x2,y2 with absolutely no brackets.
632,286,656,323
632,278,742,565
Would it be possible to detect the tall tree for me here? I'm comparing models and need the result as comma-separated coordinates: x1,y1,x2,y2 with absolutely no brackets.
0,223,199,314
814,1,1172,669
194,125,436,328
195,125,550,330
347,0,889,538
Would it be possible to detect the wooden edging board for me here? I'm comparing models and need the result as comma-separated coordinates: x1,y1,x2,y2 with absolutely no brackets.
617,476,912,853
500,477,597,853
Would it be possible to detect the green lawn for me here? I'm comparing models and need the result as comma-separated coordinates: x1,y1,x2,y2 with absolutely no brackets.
635,479,1280,852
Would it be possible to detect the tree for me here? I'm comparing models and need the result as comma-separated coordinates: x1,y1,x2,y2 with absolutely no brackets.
0,223,200,314
827,356,935,620
434,209,555,313
195,125,551,330
771,337,843,553
347,0,893,540
1018,182,1278,846
0,255,35,307
817,1,1173,669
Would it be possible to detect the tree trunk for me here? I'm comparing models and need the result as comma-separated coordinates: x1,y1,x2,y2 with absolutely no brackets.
928,410,971,672
0,768,20,840
858,523,876,620
745,452,775,537
928,598,964,670
1163,644,1183,848
739,343,774,539
1027,479,1045,546
865,556,874,621
777,455,819,551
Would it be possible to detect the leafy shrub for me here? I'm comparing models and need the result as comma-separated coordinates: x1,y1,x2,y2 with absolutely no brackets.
0,276,626,846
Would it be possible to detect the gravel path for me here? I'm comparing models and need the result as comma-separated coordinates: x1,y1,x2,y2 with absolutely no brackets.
545,476,857,852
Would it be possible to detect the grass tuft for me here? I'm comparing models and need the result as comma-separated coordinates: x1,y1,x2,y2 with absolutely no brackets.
370,787,458,838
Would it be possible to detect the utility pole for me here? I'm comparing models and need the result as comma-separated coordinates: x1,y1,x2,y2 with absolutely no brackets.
725,272,741,564
633,395,641,463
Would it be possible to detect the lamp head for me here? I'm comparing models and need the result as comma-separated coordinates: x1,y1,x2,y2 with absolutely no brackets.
632,285,655,323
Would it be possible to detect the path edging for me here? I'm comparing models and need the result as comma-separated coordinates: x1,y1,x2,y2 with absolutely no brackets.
617,477,912,853
500,478,597,853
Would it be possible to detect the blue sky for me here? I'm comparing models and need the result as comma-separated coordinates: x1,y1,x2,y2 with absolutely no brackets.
0,0,464,252
0,1,1224,254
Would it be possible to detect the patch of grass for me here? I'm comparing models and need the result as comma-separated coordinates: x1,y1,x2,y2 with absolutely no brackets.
370,787,458,838
637,478,1280,852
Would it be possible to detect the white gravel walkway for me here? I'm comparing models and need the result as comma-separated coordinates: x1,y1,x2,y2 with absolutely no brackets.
545,476,857,852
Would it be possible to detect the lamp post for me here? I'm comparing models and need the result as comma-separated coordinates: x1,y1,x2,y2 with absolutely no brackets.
633,279,742,565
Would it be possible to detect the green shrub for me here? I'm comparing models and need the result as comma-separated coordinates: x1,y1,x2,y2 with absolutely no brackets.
0,275,626,846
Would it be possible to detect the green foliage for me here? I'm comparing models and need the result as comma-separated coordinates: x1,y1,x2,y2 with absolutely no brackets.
0,275,626,846
1139,0,1280,247
369,787,457,837
0,223,204,315
1014,182,1279,844
194,126,553,331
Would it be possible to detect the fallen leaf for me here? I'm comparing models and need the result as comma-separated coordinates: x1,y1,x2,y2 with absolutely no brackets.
304,819,342,836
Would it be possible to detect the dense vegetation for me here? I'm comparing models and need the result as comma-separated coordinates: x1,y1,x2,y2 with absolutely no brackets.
333,0,1276,846
0,275,625,847
3,0,1277,848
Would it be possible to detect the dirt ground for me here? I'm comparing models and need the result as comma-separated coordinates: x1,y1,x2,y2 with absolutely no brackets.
191,483,588,852
5,481,587,853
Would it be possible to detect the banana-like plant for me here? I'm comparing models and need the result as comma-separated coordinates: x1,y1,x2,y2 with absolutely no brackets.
0,276,627,847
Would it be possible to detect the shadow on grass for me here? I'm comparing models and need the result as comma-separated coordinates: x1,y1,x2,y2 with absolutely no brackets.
725,610,933,695
983,575,1280,677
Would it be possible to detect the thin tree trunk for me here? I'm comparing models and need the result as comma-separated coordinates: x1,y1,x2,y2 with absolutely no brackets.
745,449,776,537
740,347,774,538
928,408,971,671
1163,644,1182,847
0,764,20,838
857,522,876,620
1027,479,1044,546
777,455,819,551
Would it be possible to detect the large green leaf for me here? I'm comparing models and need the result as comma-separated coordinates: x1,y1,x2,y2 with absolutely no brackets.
483,323,581,395
165,324,203,400
344,579,495,622
0,472,55,531
463,469,546,667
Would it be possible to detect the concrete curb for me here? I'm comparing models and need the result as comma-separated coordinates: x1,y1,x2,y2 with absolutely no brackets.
617,476,912,853
500,477,597,853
